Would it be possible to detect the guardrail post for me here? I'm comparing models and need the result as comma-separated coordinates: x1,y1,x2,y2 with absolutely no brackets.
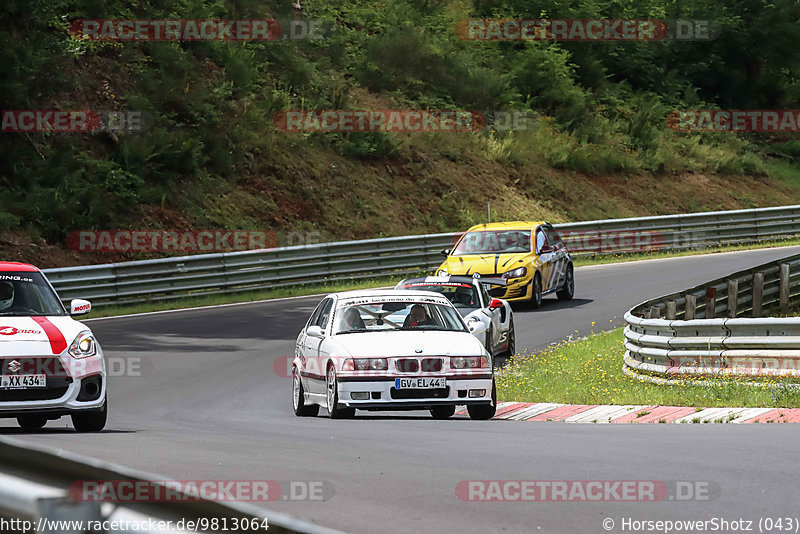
685,295,696,320
705,287,716,319
752,271,764,318
727,280,738,318
666,300,676,320
780,263,790,314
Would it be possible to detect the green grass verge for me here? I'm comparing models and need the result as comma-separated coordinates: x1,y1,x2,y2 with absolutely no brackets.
81,237,800,319
496,328,800,408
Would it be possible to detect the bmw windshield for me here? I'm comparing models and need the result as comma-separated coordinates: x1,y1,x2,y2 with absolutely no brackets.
452,230,531,255
0,272,66,316
334,300,468,334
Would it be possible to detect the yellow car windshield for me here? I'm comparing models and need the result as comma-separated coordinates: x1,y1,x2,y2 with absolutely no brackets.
452,230,531,255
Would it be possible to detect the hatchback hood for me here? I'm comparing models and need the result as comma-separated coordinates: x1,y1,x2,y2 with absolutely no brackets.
442,253,529,276
0,316,85,355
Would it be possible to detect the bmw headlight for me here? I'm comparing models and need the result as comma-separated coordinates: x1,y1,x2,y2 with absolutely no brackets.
69,331,97,359
503,266,527,279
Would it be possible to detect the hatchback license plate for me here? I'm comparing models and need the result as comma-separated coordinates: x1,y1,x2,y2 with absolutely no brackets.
1,375,46,389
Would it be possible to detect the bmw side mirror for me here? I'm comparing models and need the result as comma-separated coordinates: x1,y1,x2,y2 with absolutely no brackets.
70,299,92,315
306,325,324,338
440,248,451,257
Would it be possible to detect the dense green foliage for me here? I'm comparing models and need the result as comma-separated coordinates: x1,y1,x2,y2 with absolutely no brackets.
1,0,800,248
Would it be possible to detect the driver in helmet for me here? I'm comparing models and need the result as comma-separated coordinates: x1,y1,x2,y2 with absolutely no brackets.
453,286,475,307
0,282,14,312
341,307,366,331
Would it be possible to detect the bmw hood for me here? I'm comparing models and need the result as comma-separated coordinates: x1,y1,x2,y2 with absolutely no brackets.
441,253,528,276
0,316,87,355
331,330,484,358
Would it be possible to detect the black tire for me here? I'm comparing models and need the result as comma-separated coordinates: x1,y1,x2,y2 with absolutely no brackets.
557,264,574,301
467,380,497,420
293,367,320,417
502,316,515,358
326,365,355,419
530,273,543,309
17,415,47,430
430,405,456,419
71,401,107,432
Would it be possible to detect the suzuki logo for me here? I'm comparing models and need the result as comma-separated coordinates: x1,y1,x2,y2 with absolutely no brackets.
7,360,21,373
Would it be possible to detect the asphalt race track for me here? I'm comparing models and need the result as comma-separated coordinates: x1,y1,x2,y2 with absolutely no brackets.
5,247,800,533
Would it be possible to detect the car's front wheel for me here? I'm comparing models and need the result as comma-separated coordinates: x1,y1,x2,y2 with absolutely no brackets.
326,366,355,419
430,405,456,419
293,367,320,417
530,273,543,309
502,317,515,358
71,401,107,432
467,381,496,420
557,264,574,301
17,415,47,430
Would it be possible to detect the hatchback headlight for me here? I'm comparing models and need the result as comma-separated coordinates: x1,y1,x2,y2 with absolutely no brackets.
69,331,97,359
502,266,527,279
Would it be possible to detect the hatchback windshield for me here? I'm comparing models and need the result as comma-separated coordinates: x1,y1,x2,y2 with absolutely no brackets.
0,272,66,316
452,230,531,255
334,300,467,334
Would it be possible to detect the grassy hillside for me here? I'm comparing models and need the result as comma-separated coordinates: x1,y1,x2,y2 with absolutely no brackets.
2,0,800,267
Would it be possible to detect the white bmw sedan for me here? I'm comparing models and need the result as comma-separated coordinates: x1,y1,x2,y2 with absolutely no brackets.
292,289,496,420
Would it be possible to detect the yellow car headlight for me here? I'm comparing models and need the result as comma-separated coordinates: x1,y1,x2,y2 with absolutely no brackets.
502,267,527,279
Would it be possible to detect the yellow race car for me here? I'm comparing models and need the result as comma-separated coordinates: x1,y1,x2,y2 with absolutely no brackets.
436,221,574,307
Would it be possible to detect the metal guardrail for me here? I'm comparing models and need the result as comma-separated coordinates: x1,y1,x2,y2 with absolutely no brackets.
0,436,343,534
42,204,800,307
624,252,800,384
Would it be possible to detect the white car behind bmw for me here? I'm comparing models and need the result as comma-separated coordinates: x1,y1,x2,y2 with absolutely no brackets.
292,289,496,420
0,262,107,431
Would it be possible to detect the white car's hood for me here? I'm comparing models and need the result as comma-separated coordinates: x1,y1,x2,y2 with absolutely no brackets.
331,330,484,358
0,316,86,355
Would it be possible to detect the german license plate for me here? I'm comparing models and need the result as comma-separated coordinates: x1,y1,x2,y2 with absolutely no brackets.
1,374,46,389
395,377,446,389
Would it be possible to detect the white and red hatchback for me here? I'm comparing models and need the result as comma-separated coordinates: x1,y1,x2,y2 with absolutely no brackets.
0,262,106,431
